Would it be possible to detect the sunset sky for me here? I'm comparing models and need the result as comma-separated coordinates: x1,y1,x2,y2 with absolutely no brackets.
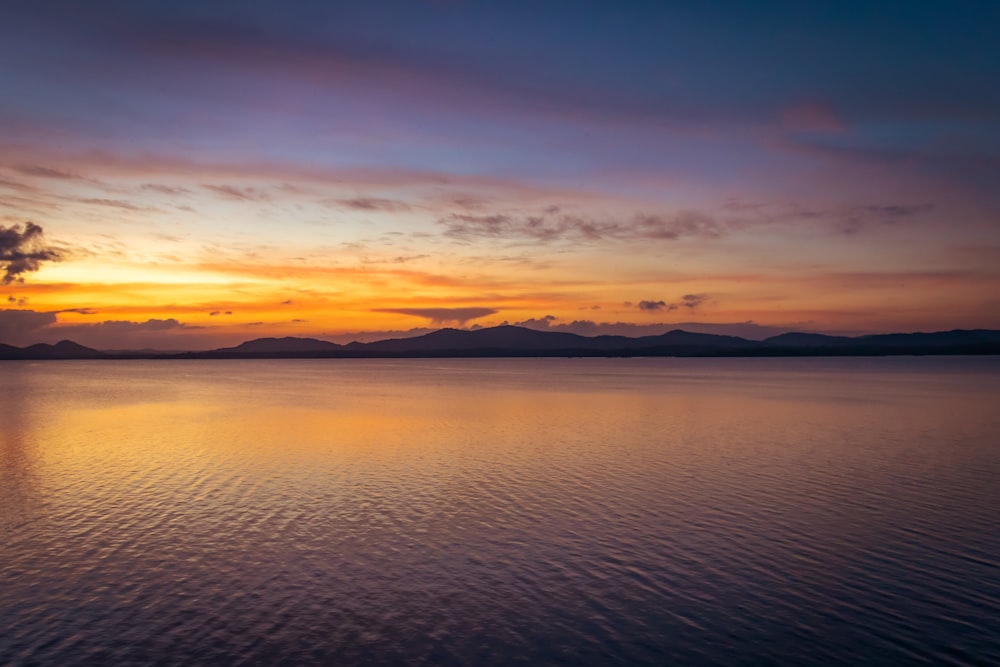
1,0,998,349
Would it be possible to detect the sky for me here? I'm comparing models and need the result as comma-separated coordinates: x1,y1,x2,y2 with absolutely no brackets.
1,0,998,349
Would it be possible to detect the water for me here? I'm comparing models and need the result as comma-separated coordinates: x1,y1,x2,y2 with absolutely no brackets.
1,357,998,665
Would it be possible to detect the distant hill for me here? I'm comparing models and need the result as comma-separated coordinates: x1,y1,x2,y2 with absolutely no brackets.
857,329,1000,348
629,329,760,350
0,340,104,360
214,336,343,355
200,326,1000,358
764,332,854,347
0,342,21,358
3,327,1000,359
351,325,596,353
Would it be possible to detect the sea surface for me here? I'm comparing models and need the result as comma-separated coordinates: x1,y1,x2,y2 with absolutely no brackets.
1,357,998,665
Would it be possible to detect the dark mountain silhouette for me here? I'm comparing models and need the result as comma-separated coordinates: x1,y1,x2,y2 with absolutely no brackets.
764,332,854,347
346,326,761,355
858,329,1000,347
2,327,999,359
0,340,104,360
351,325,596,353
629,330,760,349
215,336,343,354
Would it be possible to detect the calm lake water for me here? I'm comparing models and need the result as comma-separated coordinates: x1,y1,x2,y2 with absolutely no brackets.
1,357,999,665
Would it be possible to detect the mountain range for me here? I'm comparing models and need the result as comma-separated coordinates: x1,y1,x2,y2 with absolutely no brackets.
2,326,1000,359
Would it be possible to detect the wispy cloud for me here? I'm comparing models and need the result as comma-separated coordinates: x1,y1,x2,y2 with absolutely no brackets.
202,184,269,201
78,198,148,211
335,197,412,212
140,183,191,195
12,164,81,180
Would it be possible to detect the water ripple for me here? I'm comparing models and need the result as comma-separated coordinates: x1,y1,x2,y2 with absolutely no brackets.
1,357,999,665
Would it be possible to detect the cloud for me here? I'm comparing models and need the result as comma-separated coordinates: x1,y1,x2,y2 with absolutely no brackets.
12,164,80,179
55,307,98,315
632,294,708,313
718,199,935,236
392,254,430,263
79,198,147,211
0,178,40,193
202,184,268,201
335,197,412,212
441,210,722,243
637,300,671,311
834,204,935,235
681,293,709,310
0,221,61,284
140,183,191,195
0,308,57,343
372,307,497,325
510,315,557,328
82,318,191,333
42,317,207,349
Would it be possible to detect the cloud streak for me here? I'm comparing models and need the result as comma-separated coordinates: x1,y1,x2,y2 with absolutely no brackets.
441,210,722,243
335,197,412,212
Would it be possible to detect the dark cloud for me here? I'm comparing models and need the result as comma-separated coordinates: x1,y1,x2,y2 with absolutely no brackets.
336,198,412,212
441,210,722,243
372,307,497,325
56,307,98,315
637,300,670,311
392,254,430,263
0,221,61,284
0,308,57,343
13,164,80,179
632,294,708,313
46,318,205,349
510,315,557,328
202,184,268,201
681,293,709,310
